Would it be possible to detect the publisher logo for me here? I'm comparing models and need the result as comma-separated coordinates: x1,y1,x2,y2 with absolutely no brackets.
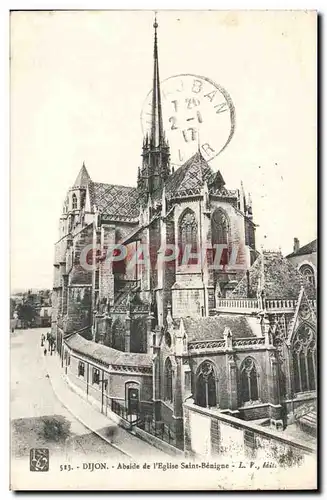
30,448,49,472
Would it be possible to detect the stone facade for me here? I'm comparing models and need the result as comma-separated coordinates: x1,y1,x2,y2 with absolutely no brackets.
51,20,317,453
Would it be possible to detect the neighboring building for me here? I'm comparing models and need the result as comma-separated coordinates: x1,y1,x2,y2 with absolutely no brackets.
286,238,317,289
51,20,317,454
10,290,52,329
36,306,52,328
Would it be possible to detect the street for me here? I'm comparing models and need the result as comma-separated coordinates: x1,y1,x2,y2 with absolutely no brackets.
10,328,125,461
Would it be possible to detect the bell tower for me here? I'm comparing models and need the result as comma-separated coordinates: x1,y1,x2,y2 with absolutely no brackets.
138,16,170,196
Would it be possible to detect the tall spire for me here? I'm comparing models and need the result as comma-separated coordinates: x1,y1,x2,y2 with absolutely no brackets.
150,14,163,148
138,14,170,196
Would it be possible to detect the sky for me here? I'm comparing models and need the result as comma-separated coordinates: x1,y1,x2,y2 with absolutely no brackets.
10,10,317,291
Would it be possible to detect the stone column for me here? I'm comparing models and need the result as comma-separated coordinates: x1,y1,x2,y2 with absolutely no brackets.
146,312,155,354
125,314,131,352
173,356,184,449
152,352,161,422
92,228,101,311
103,313,112,347
266,350,283,429
99,224,115,304
97,315,105,345
92,309,97,342
62,274,69,316
200,183,212,315
227,354,239,413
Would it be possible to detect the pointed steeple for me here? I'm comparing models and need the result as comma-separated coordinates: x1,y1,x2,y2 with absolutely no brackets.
139,14,170,196
73,162,91,188
150,15,163,148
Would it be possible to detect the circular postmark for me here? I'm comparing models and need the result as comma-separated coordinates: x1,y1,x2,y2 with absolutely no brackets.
141,73,235,167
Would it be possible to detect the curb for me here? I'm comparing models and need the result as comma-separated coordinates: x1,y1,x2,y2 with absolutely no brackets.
44,358,133,459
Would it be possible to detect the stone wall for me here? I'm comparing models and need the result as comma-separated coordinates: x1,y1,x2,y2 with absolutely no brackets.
183,401,315,463
65,285,92,336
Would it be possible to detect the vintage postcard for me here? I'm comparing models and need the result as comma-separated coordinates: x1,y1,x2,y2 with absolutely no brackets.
10,10,317,490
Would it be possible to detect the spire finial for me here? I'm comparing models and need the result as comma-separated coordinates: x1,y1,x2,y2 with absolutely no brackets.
153,12,158,29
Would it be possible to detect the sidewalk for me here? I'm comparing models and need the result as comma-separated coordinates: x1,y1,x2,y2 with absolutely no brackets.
45,353,168,459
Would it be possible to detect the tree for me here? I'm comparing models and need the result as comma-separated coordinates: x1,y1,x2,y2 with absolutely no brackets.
16,302,37,328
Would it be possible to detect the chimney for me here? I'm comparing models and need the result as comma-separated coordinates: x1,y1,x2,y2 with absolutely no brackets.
293,237,300,253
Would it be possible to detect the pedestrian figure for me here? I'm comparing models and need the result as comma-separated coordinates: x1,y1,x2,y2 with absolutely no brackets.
43,348,47,356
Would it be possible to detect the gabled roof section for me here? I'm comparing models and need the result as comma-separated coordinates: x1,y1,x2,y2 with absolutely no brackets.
65,333,152,367
73,162,91,188
148,151,237,204
231,251,316,300
88,181,140,222
164,151,216,199
183,315,260,342
286,239,317,258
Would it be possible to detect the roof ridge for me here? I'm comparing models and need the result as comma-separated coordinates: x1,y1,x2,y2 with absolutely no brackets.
92,181,137,190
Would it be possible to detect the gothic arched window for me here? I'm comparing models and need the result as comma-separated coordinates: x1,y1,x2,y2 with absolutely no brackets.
299,264,315,287
211,208,230,266
292,324,316,393
195,361,218,408
178,209,198,265
72,193,78,210
240,357,259,404
164,357,173,403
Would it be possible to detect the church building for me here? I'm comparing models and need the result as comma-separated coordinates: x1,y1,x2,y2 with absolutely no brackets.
52,19,317,451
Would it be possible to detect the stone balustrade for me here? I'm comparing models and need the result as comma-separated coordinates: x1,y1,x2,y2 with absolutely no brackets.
188,337,265,353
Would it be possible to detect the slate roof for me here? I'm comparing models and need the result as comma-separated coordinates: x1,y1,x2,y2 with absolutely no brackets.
231,251,316,300
88,181,140,221
81,151,237,220
183,315,260,342
150,151,232,202
65,333,152,367
73,163,91,188
286,239,317,258
165,151,216,197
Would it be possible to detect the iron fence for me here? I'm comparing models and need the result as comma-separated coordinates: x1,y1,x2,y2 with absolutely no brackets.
136,417,181,449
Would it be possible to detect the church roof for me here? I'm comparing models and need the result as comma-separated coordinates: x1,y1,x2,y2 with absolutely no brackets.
286,239,317,258
165,151,216,198
65,333,152,367
183,315,260,342
231,251,316,300
150,151,231,202
89,181,140,222
73,163,91,188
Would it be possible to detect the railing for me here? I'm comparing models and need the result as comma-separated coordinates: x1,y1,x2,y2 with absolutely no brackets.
110,399,139,426
189,340,225,351
220,298,259,309
188,337,266,352
114,279,141,306
136,417,181,449
216,298,259,311
266,299,297,310
233,337,265,347
216,297,314,312
115,279,141,292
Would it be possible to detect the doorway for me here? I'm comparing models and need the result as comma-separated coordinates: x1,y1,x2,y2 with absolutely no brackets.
127,387,139,415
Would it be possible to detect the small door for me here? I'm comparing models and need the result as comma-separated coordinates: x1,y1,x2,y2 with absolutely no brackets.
128,388,139,415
